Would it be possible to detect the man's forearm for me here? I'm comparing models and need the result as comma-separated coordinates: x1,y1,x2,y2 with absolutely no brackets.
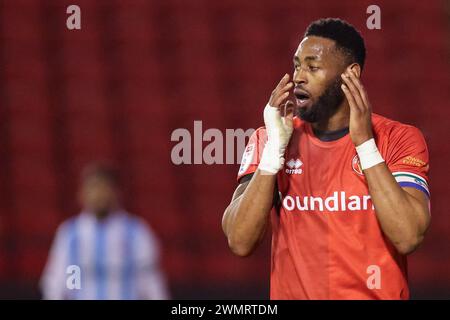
341,68,430,255
224,170,277,256
223,74,293,257
364,162,429,254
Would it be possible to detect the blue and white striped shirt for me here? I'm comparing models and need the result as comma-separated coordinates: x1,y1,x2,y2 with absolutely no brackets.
40,210,169,300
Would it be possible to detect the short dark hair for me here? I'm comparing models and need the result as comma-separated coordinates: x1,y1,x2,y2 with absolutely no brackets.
81,162,119,186
304,18,366,70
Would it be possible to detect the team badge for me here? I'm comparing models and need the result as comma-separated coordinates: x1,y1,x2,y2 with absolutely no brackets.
352,154,364,176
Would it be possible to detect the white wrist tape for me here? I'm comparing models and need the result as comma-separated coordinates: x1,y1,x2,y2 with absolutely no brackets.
258,140,284,174
258,104,288,175
355,138,384,170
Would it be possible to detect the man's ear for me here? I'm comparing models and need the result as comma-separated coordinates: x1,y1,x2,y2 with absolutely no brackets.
349,63,362,78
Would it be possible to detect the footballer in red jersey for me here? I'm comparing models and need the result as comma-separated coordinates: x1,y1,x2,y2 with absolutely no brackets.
222,18,430,300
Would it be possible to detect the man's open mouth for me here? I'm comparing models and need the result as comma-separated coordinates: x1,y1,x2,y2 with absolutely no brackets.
294,87,312,107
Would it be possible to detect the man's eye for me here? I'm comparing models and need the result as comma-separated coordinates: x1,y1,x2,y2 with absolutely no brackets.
294,65,300,70
309,66,319,71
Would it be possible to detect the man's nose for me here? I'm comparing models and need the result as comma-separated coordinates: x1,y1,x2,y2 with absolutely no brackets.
293,69,308,85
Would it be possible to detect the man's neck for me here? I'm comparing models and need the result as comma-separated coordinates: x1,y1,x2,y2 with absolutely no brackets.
90,207,115,221
311,102,350,132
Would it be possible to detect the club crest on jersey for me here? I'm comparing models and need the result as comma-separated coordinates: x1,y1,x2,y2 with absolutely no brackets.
285,158,303,175
352,154,364,176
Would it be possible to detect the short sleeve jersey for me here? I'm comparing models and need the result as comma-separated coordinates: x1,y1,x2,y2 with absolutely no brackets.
237,113,430,300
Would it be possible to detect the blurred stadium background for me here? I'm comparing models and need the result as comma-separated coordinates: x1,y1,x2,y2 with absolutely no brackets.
0,0,449,299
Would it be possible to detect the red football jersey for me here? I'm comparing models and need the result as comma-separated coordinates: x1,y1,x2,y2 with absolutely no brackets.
237,113,430,300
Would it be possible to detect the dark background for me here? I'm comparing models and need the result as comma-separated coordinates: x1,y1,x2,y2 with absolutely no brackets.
0,0,449,299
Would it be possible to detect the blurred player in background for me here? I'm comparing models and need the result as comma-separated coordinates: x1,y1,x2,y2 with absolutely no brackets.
222,18,431,299
40,163,169,299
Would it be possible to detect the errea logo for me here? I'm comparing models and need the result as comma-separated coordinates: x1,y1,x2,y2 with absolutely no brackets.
285,158,303,175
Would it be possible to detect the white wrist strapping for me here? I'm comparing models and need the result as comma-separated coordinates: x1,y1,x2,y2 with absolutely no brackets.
258,140,285,174
258,104,292,174
355,138,384,170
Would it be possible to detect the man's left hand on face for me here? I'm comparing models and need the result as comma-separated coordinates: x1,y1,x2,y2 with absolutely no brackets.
341,67,374,147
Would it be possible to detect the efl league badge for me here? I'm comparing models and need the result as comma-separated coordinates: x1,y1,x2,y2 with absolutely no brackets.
352,154,364,176
238,143,255,175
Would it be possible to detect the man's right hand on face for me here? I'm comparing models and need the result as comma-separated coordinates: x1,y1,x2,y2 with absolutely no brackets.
259,74,295,175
